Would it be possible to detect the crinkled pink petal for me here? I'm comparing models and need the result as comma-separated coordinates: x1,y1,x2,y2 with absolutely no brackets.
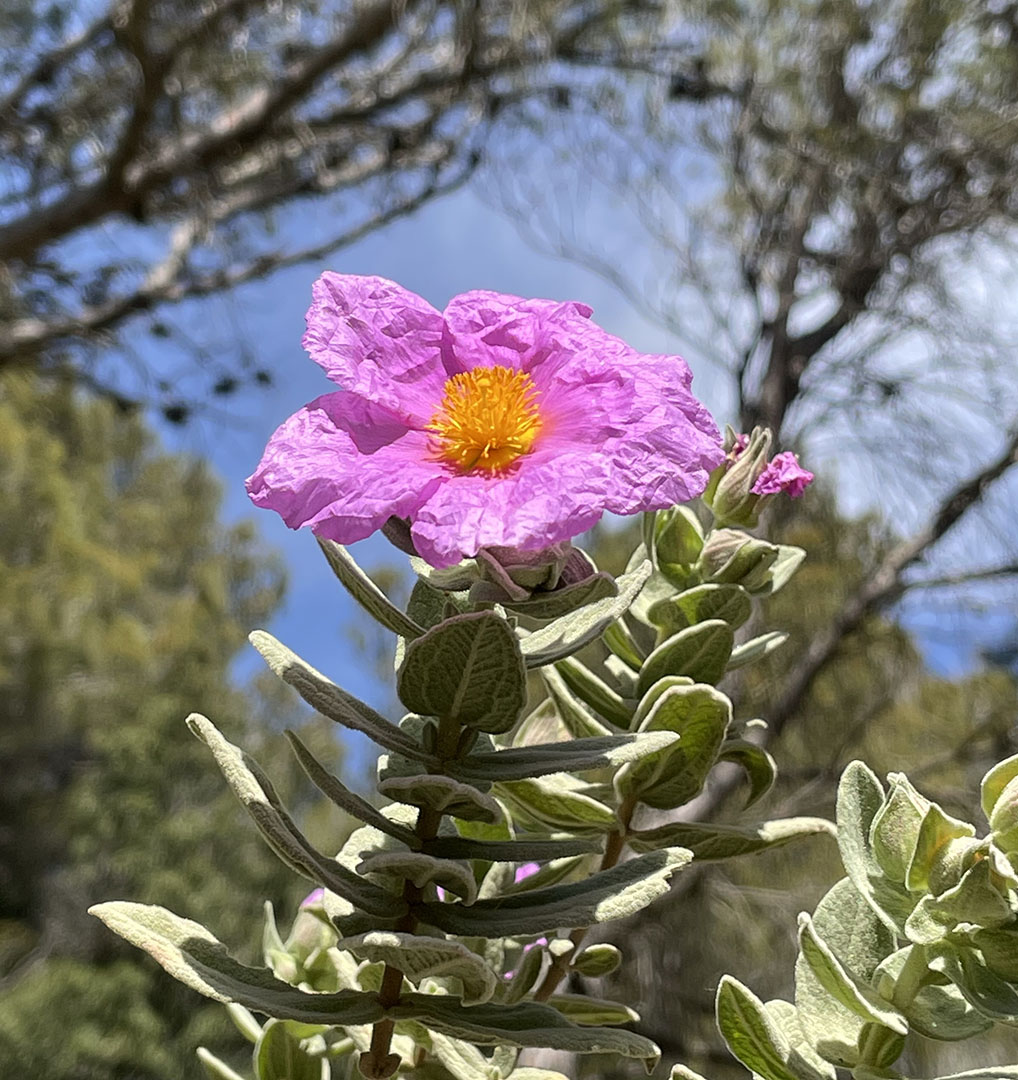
751,451,814,497
246,392,443,544
409,450,610,568
302,273,446,424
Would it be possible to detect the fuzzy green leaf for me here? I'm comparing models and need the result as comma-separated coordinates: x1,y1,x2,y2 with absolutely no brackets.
727,630,789,670
648,583,752,637
378,774,503,824
317,538,424,639
716,976,801,1080
548,993,639,1026
357,851,477,903
615,684,732,810
251,632,426,759
798,914,907,1034
572,944,622,977
628,816,835,858
930,945,1018,1023
495,775,616,833
187,715,406,918
905,861,1013,945
637,620,734,693
388,994,660,1068
451,730,680,783
506,572,618,620
337,932,497,1005
419,847,691,937
905,803,976,894
981,754,1018,822
88,902,386,1025
284,730,418,847
397,611,527,734
542,665,615,737
761,1000,837,1080
520,562,652,668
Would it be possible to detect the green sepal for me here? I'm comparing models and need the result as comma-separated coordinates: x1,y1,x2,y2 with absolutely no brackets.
519,562,652,668
378,774,503,824
648,583,752,639
418,847,691,937
627,816,835,858
336,932,497,1005
88,902,387,1025
254,1018,327,1080
503,571,618,620
554,657,633,728
317,537,424,639
718,738,776,808
637,620,734,693
397,611,527,734
186,714,406,918
250,632,427,759
548,994,639,1026
615,684,732,810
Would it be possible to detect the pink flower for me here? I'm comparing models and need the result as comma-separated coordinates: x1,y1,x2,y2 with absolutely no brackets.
246,275,723,568
299,888,325,908
514,861,541,885
751,452,814,498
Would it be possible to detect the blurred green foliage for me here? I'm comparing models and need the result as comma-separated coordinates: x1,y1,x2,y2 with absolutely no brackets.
0,372,350,1078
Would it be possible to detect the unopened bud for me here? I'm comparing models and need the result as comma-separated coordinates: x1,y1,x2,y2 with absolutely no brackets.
698,529,779,591
705,427,773,527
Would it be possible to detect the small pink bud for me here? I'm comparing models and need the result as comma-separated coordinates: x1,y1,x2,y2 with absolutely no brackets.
751,452,814,498
514,862,541,884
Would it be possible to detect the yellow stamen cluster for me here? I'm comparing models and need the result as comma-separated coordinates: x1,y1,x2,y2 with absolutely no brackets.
429,365,542,472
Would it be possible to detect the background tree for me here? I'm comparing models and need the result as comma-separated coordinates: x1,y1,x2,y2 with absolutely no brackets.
0,0,677,418
0,369,348,1079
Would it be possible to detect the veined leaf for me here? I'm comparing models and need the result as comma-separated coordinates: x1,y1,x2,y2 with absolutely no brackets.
930,945,1018,1023
637,620,734,693
317,538,424,639
719,738,776,808
727,630,789,670
628,817,835,858
89,902,386,1025
715,976,801,1080
495,775,616,833
187,715,405,918
418,847,691,937
397,611,526,734
357,851,477,903
648,583,752,638
548,993,639,1026
797,914,907,1034
504,571,617,620
450,730,680,783
250,632,426,759
378,774,503,824
519,562,652,668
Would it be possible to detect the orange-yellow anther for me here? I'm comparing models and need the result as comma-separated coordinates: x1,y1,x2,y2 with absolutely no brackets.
429,365,541,472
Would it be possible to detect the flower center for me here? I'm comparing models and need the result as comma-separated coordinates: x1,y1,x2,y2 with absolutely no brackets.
429,365,541,472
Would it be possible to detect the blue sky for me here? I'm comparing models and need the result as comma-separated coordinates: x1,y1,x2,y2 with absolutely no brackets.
157,180,1001,760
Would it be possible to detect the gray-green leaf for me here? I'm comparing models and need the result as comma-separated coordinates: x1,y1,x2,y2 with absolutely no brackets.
317,537,424,639
397,611,526,734
254,1019,327,1080
628,817,834,859
637,620,734,693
